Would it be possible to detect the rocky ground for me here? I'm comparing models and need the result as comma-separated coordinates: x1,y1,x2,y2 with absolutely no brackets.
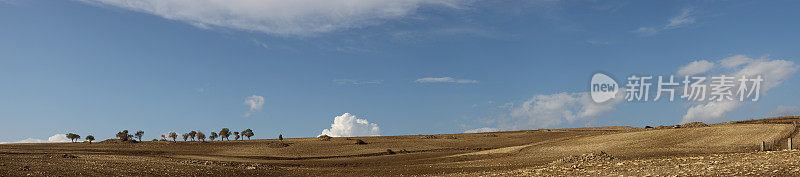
481,150,800,176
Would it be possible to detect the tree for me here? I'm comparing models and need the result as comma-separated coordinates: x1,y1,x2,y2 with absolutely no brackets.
219,128,231,141
135,130,144,142
66,133,80,143
160,134,167,141
278,134,283,141
234,132,240,140
210,132,218,141
85,135,95,144
117,130,131,141
182,133,189,141
197,131,206,142
168,132,178,142
243,129,254,140
189,131,197,141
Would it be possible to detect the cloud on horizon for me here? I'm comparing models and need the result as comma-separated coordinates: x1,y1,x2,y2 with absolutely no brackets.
0,134,71,144
680,55,799,123
79,0,470,36
320,113,380,137
768,105,800,117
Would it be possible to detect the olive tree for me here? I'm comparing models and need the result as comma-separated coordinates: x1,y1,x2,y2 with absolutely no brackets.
182,133,189,141
189,131,197,141
196,131,206,141
219,128,231,141
135,130,144,142
243,129,254,140
210,132,218,141
116,130,131,141
168,132,178,141
66,133,80,143
85,135,95,144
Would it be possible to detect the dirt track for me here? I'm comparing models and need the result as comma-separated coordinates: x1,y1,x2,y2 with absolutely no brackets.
1,118,799,176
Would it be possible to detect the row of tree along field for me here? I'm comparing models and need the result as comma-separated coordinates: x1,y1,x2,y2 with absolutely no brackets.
64,128,276,143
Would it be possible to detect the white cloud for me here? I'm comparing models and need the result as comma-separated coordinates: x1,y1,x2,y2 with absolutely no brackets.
769,106,800,117
464,127,499,133
634,7,695,35
333,79,383,85
320,113,380,137
0,134,72,144
501,91,622,130
718,55,753,68
681,55,799,123
80,0,469,36
677,60,714,76
665,7,695,29
682,101,740,123
244,95,265,117
415,77,478,84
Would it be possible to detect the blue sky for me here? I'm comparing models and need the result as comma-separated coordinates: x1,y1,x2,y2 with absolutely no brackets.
1,0,800,143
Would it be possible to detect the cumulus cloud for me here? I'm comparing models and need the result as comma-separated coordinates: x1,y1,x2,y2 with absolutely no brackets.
500,91,623,130
681,55,799,123
244,95,265,117
0,134,72,144
634,7,695,35
319,113,380,137
80,0,469,36
464,127,499,133
769,106,800,117
677,60,714,76
683,101,740,123
415,77,478,84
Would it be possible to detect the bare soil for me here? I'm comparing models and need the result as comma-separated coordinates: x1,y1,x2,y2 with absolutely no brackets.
2,118,799,176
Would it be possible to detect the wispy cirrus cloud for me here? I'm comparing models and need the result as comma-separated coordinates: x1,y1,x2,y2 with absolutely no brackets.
634,7,695,35
79,0,471,36
415,77,478,84
333,79,383,85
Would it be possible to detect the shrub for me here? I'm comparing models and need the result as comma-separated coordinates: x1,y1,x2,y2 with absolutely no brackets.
354,139,367,144
421,135,438,139
116,130,131,141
